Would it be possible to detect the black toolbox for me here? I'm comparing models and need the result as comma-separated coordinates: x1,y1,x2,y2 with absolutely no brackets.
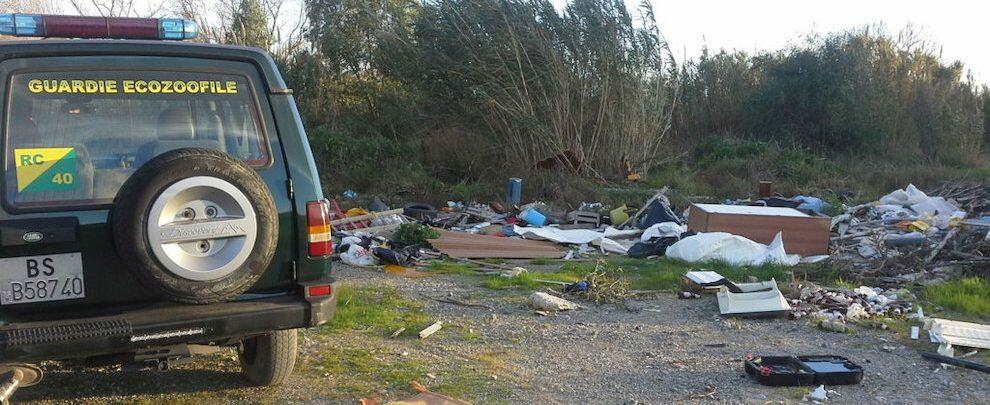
744,355,863,386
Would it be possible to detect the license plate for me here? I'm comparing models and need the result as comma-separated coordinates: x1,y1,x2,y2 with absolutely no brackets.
0,253,85,305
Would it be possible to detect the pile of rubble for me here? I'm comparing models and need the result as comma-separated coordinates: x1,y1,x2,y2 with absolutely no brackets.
790,283,915,323
830,183,990,281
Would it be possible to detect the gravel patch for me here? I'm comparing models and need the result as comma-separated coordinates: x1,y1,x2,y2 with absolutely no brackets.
16,262,990,404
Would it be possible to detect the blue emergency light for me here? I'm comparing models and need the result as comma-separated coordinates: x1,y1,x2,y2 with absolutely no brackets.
0,14,198,40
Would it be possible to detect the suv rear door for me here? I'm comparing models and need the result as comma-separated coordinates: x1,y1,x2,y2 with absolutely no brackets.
0,55,296,318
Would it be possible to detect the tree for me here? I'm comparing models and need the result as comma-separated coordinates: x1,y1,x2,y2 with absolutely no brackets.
226,0,273,49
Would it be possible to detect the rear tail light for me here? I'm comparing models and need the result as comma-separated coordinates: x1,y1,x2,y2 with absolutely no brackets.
307,285,332,297
0,14,198,40
307,200,333,257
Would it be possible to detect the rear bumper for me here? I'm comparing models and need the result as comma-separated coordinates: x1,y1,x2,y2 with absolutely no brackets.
0,279,338,363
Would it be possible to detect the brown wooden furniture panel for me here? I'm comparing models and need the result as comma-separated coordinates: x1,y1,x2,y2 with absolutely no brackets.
688,204,829,256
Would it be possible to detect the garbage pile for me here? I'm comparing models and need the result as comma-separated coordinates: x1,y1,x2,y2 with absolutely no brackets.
790,283,915,323
830,183,990,279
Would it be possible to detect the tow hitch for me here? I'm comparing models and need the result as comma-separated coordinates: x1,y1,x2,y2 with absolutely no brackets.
0,364,42,403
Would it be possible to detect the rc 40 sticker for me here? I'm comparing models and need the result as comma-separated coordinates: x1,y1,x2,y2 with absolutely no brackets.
14,147,78,193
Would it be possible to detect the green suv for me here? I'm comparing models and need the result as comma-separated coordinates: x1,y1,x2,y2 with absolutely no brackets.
0,14,338,399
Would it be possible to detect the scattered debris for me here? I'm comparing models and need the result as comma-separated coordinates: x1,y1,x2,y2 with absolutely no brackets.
418,321,443,339
805,385,828,402
790,283,913,322
921,352,990,374
716,280,791,317
926,318,990,356
744,355,863,386
528,292,580,311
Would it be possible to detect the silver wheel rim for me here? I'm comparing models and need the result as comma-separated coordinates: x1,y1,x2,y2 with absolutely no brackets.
147,176,257,281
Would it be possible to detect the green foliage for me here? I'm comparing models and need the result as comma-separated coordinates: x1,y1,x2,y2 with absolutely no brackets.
282,1,989,205
309,128,442,199
674,28,985,165
926,277,990,318
226,0,271,49
391,223,440,247
693,138,768,165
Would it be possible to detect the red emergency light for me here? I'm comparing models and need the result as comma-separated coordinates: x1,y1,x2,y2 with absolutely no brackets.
0,14,198,40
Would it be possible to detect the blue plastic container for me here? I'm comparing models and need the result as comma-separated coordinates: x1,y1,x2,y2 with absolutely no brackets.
506,178,522,206
520,208,546,227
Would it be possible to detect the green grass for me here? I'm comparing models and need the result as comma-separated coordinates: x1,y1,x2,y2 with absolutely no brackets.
425,261,479,276
558,257,840,291
324,285,431,336
308,345,510,403
313,346,425,396
481,269,584,289
926,277,990,318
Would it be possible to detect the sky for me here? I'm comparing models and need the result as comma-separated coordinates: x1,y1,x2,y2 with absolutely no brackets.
47,0,990,83
598,0,989,82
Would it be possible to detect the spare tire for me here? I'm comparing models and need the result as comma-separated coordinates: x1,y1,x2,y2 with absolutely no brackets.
112,148,278,304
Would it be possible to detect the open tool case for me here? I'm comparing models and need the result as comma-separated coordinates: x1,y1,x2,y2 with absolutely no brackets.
744,355,864,386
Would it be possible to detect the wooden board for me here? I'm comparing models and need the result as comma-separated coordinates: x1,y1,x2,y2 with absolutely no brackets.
427,229,565,259
688,204,830,256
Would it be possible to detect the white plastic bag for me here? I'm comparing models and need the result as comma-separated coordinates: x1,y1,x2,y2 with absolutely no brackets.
340,244,375,267
665,232,799,266
879,184,929,206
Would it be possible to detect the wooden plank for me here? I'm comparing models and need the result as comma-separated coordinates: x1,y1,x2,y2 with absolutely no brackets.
428,229,565,259
418,321,443,339
329,209,405,226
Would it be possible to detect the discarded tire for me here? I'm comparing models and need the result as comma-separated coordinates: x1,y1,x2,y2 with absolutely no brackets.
111,148,278,304
403,203,437,221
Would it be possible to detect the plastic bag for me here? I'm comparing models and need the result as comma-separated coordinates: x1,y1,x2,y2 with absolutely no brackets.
665,232,799,266
341,244,375,267
879,184,929,206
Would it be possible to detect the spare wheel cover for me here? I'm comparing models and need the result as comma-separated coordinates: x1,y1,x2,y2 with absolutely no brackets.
146,176,258,281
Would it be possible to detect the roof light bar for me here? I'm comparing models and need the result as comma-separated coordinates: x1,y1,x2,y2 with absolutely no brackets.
0,14,198,40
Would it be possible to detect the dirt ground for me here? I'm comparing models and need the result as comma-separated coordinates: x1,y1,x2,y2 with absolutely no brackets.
16,262,990,404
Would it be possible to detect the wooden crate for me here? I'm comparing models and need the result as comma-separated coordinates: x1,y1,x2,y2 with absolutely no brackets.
688,204,830,256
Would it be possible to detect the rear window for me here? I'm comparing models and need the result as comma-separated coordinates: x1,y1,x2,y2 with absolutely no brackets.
4,70,269,209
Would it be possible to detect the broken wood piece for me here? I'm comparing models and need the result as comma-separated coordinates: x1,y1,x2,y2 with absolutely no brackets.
418,321,443,339
329,208,405,226
926,227,959,263
390,327,406,338
428,229,564,259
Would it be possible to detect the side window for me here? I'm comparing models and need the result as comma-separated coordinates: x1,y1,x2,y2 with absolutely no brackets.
4,71,270,209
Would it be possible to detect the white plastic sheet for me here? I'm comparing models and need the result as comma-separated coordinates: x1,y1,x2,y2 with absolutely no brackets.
879,184,929,206
640,222,687,242
664,232,800,266
512,225,638,254
910,196,963,228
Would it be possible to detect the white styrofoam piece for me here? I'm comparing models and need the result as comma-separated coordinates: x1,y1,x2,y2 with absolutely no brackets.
684,271,725,285
716,279,791,315
926,318,990,350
